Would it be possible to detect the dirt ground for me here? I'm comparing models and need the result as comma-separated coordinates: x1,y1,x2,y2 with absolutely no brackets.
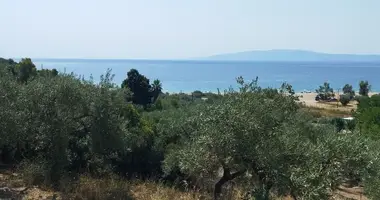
334,185,367,200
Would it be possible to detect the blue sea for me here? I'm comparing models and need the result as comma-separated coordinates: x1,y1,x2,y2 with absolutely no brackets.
31,59,380,93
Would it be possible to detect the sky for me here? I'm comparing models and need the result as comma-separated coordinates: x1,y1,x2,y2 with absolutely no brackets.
1,0,380,59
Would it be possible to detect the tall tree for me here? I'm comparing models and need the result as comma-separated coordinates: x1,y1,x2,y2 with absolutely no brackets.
16,58,37,83
359,80,371,96
151,79,162,102
316,82,334,100
121,69,152,107
343,84,355,99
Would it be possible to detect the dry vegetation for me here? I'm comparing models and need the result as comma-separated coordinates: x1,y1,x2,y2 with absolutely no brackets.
297,93,356,118
0,166,368,200
301,105,353,118
0,169,241,200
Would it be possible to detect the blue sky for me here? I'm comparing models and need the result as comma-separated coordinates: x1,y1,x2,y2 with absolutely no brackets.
1,0,379,59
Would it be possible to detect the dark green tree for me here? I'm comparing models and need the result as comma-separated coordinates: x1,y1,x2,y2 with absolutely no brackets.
331,117,346,132
16,58,37,83
316,82,334,100
192,90,204,99
355,94,380,139
161,78,370,200
0,58,16,65
339,94,351,106
151,79,162,102
359,80,371,96
121,69,152,107
343,84,355,99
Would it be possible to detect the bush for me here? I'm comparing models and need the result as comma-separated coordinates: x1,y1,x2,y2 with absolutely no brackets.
261,88,279,99
347,119,356,131
70,176,133,200
355,94,380,140
316,82,334,100
192,90,204,99
343,84,355,99
339,94,351,106
0,66,160,188
331,117,346,132
359,80,371,96
355,95,369,104
19,161,48,186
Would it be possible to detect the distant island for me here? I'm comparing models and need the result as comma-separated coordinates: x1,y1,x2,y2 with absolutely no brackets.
203,49,380,62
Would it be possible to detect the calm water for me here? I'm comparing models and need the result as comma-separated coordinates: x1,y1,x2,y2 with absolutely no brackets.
31,59,380,93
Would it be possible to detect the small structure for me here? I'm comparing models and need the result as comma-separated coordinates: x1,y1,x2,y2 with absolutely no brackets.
342,117,354,121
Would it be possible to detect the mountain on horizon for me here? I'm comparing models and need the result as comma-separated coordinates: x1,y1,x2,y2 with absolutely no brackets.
203,49,380,62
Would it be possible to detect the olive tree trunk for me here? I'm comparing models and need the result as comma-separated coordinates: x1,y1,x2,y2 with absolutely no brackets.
213,167,245,200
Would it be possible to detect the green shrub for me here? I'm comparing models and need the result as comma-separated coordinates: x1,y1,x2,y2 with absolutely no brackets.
192,90,204,99
339,94,351,106
355,95,369,104
347,119,356,131
331,117,346,132
316,82,334,100
261,87,279,99
19,161,47,186
355,94,380,139
359,80,371,96
343,84,355,99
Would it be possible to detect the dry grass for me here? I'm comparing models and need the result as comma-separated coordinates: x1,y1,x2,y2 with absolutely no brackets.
1,170,369,200
129,181,210,200
71,177,245,200
69,176,215,200
314,101,356,111
302,105,353,118
297,92,357,117
69,176,133,200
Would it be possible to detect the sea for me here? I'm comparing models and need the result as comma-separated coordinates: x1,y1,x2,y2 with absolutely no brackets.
30,59,380,93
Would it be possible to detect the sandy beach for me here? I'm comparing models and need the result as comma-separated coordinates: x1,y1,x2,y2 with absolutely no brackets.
297,92,378,111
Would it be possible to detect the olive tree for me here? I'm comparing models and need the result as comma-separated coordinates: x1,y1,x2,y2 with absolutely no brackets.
161,79,372,200
316,82,334,100
343,84,355,99
0,65,157,185
359,81,371,96
0,67,24,162
339,94,351,106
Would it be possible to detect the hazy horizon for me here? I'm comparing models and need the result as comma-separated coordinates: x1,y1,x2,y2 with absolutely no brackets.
11,49,380,61
2,0,380,59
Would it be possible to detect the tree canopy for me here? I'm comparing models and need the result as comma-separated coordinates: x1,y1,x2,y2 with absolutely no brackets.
151,79,162,102
359,80,371,96
343,84,355,99
316,82,334,100
121,69,153,107
160,79,372,200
